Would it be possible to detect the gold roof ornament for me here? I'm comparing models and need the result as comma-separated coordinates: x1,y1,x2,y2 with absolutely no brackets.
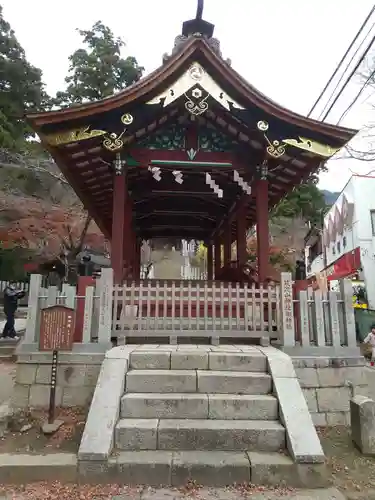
44,126,107,146
257,120,286,158
148,62,244,115
102,113,134,152
282,137,340,158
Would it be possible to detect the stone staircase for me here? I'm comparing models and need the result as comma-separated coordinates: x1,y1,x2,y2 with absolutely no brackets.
78,345,327,487
0,316,26,360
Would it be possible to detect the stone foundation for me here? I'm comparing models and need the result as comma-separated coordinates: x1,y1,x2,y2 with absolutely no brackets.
11,343,373,428
292,356,369,426
12,344,108,409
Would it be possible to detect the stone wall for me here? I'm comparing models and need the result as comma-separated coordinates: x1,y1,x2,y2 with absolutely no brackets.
12,350,105,409
293,356,370,426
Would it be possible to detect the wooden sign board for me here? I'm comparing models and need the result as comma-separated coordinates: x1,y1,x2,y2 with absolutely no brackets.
39,305,75,352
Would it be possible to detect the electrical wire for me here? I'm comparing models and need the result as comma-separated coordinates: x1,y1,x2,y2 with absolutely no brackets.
317,23,375,121
308,5,375,118
320,34,375,122
336,63,375,124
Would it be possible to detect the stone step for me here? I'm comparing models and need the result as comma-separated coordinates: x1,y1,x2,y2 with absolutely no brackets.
197,371,272,394
129,349,267,372
115,418,285,452
120,393,278,420
107,450,327,488
125,370,272,394
0,339,20,358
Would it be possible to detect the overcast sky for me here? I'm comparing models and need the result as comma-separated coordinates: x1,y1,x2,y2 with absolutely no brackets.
2,0,375,192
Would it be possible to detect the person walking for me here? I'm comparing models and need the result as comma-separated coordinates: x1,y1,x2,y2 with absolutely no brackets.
363,323,375,367
2,283,25,340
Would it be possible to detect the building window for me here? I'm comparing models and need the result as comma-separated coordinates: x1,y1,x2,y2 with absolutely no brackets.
371,210,375,236
337,241,341,253
343,236,347,248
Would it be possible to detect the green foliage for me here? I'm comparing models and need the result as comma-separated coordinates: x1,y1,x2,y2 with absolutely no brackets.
0,6,50,148
0,245,29,281
272,181,327,226
55,21,144,106
247,248,293,272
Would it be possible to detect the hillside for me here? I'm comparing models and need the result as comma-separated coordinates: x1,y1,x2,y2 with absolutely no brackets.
0,156,106,275
322,190,340,205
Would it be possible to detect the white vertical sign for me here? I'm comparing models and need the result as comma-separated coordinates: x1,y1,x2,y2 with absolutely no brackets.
280,272,295,347
98,268,114,344
82,286,94,344
299,290,309,346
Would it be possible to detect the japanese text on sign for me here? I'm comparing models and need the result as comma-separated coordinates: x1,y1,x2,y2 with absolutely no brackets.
39,305,75,352
282,277,294,331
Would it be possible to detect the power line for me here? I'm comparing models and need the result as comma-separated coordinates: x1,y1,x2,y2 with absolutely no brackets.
307,4,375,118
320,34,375,122
337,64,375,124
317,22,375,120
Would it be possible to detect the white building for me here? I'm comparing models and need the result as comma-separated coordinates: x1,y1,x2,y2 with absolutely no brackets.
305,175,375,308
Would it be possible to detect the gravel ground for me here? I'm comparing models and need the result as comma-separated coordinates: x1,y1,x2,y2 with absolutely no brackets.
318,426,375,499
0,485,345,499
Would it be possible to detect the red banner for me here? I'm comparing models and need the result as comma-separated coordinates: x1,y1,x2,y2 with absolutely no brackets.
326,247,360,281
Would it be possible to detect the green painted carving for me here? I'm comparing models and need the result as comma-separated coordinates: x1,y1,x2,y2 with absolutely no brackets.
137,123,185,150
123,154,140,166
198,126,235,152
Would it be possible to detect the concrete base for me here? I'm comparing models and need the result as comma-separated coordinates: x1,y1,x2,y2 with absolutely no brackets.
281,346,361,357
78,450,328,488
292,354,368,427
12,343,110,409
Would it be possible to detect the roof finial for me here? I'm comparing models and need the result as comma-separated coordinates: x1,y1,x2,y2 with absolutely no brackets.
196,0,204,20
182,0,214,38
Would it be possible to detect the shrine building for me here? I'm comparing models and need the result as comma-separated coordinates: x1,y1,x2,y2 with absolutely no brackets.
27,4,357,286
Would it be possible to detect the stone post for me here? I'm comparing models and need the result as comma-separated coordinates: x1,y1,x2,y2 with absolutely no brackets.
24,274,42,344
340,279,356,347
351,395,375,455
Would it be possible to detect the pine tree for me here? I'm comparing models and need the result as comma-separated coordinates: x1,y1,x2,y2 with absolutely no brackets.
0,5,50,148
56,21,144,105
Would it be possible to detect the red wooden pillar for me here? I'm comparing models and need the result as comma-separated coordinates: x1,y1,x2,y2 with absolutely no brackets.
123,201,133,279
111,171,127,284
207,243,213,280
134,238,141,279
214,238,221,278
223,225,232,266
236,204,247,266
256,178,269,284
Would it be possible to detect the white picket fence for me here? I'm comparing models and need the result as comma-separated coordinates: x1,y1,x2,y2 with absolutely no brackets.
22,269,356,349
180,266,206,280
0,281,29,294
112,279,281,340
0,280,30,305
